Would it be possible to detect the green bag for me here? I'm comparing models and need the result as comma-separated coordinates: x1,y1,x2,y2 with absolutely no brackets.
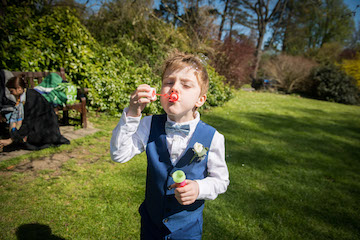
56,83,77,105
35,73,77,106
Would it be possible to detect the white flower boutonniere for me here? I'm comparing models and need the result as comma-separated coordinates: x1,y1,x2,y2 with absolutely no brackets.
190,142,208,164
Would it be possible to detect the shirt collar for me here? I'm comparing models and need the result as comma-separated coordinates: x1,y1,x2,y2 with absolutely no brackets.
166,111,200,134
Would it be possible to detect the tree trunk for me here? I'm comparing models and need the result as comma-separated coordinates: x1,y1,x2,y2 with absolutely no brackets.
282,7,292,52
218,0,230,40
229,10,235,39
242,0,285,78
253,26,265,79
266,1,287,50
172,2,178,26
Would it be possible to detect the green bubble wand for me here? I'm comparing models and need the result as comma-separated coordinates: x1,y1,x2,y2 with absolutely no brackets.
172,170,186,187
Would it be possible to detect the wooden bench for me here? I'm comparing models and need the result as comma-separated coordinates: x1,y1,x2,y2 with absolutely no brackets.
11,68,88,128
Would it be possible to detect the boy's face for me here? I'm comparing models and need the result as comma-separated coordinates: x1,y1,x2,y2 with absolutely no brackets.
8,87,23,97
160,66,206,123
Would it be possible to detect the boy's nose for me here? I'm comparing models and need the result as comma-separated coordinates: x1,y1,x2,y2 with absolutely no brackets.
170,82,180,93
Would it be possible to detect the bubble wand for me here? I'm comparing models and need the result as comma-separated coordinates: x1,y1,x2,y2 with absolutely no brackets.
172,170,186,187
151,88,179,102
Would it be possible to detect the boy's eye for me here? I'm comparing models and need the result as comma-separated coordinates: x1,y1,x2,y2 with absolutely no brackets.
183,82,193,88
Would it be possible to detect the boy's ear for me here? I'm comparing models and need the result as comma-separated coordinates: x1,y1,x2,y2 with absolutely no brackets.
195,94,207,108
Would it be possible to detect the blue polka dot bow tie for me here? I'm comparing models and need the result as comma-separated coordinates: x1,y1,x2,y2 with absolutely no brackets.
165,122,190,136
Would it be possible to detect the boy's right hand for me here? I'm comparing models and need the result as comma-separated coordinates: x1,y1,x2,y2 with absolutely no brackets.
127,84,156,117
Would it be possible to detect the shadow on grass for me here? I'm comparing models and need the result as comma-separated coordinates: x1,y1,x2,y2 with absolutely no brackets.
16,223,65,240
201,110,360,239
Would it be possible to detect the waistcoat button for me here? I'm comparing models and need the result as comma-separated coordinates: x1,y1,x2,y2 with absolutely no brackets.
164,218,169,223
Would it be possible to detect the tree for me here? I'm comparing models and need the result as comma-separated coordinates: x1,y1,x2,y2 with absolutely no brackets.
264,0,288,50
349,21,360,49
154,0,179,26
154,0,218,49
85,0,155,46
218,0,231,40
218,0,251,40
241,0,288,79
179,1,218,48
211,35,256,87
269,0,355,55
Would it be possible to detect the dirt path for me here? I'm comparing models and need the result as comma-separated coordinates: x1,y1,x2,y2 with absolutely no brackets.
0,123,99,162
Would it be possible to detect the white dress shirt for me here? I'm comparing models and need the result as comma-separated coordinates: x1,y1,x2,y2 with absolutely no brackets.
110,108,229,200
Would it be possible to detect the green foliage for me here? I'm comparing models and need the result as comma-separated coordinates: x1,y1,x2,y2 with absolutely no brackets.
113,20,192,71
310,65,359,105
203,66,233,110
283,0,354,55
340,56,360,88
85,0,192,70
84,48,163,116
305,42,343,65
1,6,232,116
1,7,95,73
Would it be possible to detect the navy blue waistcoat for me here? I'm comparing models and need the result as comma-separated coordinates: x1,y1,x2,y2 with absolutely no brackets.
141,114,216,233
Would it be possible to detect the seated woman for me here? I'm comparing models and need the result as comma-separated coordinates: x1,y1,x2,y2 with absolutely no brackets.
0,75,69,151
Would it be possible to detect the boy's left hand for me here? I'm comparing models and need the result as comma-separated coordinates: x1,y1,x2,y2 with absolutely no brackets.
171,180,199,205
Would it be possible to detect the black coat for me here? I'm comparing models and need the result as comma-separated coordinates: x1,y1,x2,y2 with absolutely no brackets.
11,89,69,150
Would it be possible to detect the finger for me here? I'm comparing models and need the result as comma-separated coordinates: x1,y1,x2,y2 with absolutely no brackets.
181,200,196,205
136,97,151,104
184,179,194,185
174,194,193,204
177,196,196,205
132,91,152,100
136,84,152,94
180,189,196,198
168,183,177,190
130,94,152,105
175,186,187,194
179,194,194,202
137,84,151,89
131,85,151,97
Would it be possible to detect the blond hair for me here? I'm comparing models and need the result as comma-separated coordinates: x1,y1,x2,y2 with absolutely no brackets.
161,51,209,96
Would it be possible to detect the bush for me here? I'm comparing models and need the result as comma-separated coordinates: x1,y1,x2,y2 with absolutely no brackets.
305,42,343,65
1,6,232,116
210,36,255,88
85,0,192,70
310,65,359,105
262,55,318,93
340,56,360,88
204,66,233,110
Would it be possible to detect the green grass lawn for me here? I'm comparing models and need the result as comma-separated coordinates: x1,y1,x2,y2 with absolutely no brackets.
1,91,360,239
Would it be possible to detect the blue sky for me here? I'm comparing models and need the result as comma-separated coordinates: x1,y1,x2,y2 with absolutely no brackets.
345,0,360,26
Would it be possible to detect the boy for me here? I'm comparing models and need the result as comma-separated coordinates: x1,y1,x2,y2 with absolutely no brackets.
110,52,229,239
8,80,25,132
